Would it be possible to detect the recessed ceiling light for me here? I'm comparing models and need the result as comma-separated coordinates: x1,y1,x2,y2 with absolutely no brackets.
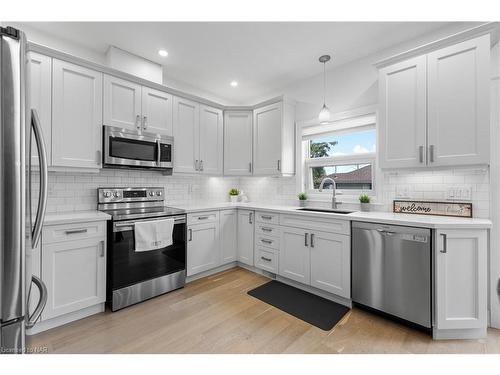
230,81,238,87
158,49,168,57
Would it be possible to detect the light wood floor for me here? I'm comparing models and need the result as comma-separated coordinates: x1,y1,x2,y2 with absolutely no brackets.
27,267,500,354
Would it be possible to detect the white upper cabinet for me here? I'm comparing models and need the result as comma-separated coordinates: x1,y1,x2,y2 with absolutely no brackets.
28,52,52,166
52,59,102,169
253,100,295,176
253,102,282,175
103,75,142,131
141,86,173,136
378,34,491,169
427,35,490,166
224,111,253,175
435,229,487,332
378,55,427,169
199,105,223,175
173,96,200,173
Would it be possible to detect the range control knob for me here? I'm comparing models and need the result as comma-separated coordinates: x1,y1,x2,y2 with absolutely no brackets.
149,191,155,197
156,191,162,196
103,191,111,198
113,191,120,198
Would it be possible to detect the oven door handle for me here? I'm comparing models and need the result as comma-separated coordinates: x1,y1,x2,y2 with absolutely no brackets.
113,216,186,232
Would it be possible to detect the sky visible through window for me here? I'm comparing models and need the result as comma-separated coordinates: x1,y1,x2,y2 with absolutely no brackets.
311,128,376,158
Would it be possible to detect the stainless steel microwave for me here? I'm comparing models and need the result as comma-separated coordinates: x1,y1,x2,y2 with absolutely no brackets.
103,126,173,174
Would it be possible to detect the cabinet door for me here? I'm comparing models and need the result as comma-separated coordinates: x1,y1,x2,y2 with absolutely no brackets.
29,52,52,166
253,102,282,175
220,210,237,264
237,210,254,266
279,226,310,284
103,75,142,131
141,87,173,136
224,111,253,175
42,238,106,320
310,231,350,298
187,222,220,276
199,105,223,175
173,96,200,173
52,60,102,168
378,55,427,169
427,35,490,166
435,229,487,330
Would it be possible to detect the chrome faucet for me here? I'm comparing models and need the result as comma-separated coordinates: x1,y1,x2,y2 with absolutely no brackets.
319,177,340,209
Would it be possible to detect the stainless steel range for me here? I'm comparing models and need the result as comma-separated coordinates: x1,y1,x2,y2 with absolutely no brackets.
98,187,186,311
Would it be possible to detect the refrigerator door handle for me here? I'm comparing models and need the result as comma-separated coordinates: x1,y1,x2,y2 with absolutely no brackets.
25,275,47,329
31,109,48,248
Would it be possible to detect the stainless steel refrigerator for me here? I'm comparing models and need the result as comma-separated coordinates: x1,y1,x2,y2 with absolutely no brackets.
1,26,48,354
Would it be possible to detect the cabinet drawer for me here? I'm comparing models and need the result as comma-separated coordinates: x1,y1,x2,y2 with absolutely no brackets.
187,211,219,225
43,221,105,244
255,247,278,273
255,211,279,225
280,214,350,235
255,235,280,250
255,223,280,238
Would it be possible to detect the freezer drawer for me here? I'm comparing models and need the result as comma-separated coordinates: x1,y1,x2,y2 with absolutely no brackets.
352,221,432,328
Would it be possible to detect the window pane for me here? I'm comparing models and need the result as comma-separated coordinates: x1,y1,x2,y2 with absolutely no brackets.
311,164,373,190
309,128,376,158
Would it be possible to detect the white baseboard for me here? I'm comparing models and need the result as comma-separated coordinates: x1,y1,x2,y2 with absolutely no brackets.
26,303,105,335
432,327,488,340
186,262,238,282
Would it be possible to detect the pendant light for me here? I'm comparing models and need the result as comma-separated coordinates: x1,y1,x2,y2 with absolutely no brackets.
318,54,331,124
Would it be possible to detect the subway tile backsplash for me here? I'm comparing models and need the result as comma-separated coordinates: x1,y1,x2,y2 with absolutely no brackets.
33,166,490,218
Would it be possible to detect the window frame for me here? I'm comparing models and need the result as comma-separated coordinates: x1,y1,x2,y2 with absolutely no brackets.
296,106,380,203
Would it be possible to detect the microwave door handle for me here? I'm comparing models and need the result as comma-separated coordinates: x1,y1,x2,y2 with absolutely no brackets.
156,140,161,166
31,109,48,248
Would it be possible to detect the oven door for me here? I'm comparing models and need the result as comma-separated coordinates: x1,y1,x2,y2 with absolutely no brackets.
109,215,186,292
103,126,173,169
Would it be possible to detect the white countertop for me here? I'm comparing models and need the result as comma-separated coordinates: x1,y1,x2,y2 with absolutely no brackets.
174,202,492,229
43,210,111,226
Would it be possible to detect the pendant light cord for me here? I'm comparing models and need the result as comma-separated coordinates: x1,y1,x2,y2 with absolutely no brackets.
323,61,326,105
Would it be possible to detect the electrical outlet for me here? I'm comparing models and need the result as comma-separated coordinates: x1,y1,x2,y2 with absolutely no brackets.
395,185,411,198
446,185,472,201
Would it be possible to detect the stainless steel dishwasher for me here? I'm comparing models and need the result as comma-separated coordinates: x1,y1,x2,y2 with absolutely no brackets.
352,221,432,328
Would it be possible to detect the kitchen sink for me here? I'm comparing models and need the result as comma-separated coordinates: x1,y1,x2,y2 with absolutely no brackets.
296,207,354,214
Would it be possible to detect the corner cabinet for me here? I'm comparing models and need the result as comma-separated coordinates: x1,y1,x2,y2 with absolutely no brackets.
199,104,223,175
253,100,296,176
378,34,490,169
223,111,253,175
434,229,487,337
51,59,103,169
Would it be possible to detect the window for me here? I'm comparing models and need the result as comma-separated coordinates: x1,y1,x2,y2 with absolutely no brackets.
301,112,377,197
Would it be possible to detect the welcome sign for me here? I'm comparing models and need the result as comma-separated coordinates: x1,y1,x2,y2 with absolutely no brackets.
393,200,473,218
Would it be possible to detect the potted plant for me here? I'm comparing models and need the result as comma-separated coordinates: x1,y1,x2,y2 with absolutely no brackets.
229,188,239,204
298,192,308,207
359,193,371,212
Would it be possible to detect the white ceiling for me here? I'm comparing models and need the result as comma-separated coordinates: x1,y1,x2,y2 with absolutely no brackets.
22,22,456,104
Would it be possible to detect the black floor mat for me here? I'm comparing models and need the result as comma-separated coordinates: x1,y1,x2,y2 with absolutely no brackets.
247,280,350,331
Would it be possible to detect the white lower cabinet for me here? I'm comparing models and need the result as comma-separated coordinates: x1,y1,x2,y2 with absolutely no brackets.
187,218,221,276
310,231,350,298
435,229,487,332
41,222,106,320
220,210,237,264
255,247,278,273
279,227,310,284
237,210,254,266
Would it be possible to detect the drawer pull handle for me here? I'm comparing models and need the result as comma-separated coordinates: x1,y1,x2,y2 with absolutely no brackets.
198,216,209,220
304,232,309,247
440,233,447,253
261,215,272,220
249,212,253,224
188,228,193,241
99,240,105,257
310,233,315,248
261,239,273,244
65,229,88,235
261,256,272,262
261,227,273,232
